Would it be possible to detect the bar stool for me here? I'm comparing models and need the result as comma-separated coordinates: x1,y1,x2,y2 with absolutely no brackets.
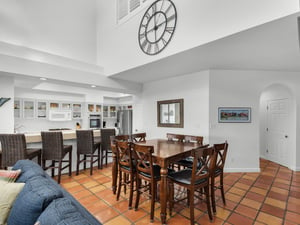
100,128,116,169
76,130,101,175
41,131,72,184
0,133,41,169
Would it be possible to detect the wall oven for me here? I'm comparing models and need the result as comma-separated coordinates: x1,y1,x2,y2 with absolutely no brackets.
89,114,101,129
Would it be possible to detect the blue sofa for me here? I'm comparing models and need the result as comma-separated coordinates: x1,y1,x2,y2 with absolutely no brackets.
7,160,102,225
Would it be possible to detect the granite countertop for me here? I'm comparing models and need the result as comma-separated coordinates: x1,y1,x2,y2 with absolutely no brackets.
25,129,101,143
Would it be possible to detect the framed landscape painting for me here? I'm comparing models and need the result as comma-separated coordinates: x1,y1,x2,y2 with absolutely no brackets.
218,107,251,123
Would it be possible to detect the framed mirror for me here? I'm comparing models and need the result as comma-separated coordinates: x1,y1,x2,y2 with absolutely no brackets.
157,99,184,128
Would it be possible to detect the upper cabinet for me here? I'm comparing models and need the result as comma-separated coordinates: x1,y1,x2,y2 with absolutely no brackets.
23,99,35,119
37,101,48,119
87,103,101,114
14,99,22,118
103,105,117,118
72,103,82,119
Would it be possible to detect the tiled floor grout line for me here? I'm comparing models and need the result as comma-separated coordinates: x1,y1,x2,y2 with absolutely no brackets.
59,159,300,225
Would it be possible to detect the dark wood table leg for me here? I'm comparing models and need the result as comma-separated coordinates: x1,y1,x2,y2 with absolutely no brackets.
160,166,168,224
112,151,118,194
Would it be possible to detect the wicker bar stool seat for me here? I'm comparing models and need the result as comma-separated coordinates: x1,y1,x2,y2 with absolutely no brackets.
41,131,72,184
76,130,101,175
0,133,41,169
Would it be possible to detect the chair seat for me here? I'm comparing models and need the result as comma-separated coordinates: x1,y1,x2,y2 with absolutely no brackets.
168,169,208,185
139,164,174,179
63,145,72,154
26,148,42,159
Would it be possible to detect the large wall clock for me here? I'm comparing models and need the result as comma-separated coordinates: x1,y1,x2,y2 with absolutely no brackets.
138,0,177,55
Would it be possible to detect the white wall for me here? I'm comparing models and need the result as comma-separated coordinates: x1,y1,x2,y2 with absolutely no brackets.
97,0,299,75
0,75,14,133
209,70,300,172
141,71,210,140
0,0,97,64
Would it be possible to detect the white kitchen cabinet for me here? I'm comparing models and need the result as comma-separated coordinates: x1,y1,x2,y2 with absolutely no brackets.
14,99,22,118
23,99,35,119
36,101,48,119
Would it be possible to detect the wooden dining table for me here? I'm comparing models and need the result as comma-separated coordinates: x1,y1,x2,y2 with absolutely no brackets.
134,139,205,224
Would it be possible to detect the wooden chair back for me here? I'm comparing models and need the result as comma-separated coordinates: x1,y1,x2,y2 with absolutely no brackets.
115,140,134,171
166,133,184,142
131,132,146,142
184,135,203,145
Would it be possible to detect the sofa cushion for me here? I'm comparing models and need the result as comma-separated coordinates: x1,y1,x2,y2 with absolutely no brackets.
0,169,21,183
36,198,93,225
0,182,25,225
12,160,46,182
7,176,63,225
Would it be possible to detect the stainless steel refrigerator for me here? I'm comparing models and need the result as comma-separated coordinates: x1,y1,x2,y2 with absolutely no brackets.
117,110,132,135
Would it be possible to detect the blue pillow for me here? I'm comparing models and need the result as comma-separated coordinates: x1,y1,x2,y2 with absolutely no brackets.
12,160,46,182
36,198,92,225
7,176,63,225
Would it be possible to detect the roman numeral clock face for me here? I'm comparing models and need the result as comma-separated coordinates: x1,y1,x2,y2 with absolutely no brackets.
138,0,177,55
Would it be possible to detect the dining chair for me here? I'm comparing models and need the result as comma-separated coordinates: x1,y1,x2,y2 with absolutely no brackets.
110,134,131,194
211,141,229,214
76,130,101,176
0,133,41,169
166,133,185,142
100,128,116,169
132,143,173,222
175,135,204,169
41,131,72,184
168,146,216,225
131,132,146,142
115,140,135,209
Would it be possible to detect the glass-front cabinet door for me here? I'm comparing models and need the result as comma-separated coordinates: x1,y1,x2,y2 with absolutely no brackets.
23,99,35,119
14,99,21,118
37,101,47,119
72,103,82,119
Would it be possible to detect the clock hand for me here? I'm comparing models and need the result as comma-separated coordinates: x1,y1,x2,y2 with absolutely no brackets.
146,20,166,34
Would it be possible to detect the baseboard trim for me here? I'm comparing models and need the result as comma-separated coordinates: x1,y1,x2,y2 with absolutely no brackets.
224,168,261,173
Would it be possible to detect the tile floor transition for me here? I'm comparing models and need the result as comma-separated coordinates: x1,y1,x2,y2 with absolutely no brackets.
59,158,300,225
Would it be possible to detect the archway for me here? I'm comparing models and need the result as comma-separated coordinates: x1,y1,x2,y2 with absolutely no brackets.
259,83,296,169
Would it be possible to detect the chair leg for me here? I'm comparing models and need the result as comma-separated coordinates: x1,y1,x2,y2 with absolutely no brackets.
100,149,104,169
129,173,134,210
211,176,217,214
204,185,213,221
220,173,226,205
150,181,156,222
69,151,72,176
90,154,93,176
98,147,101,169
51,160,55,177
37,152,42,166
116,170,122,201
58,160,62,184
105,149,108,166
189,188,195,225
169,182,174,216
76,153,80,176
135,177,141,211
83,155,86,170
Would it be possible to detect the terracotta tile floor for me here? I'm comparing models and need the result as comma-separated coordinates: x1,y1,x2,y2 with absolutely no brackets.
59,158,300,225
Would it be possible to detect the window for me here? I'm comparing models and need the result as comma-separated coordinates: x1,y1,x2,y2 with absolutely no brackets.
117,0,150,24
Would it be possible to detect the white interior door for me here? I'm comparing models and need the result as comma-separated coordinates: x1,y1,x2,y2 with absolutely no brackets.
266,98,289,167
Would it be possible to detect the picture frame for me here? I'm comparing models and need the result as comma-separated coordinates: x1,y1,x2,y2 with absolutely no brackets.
218,107,251,123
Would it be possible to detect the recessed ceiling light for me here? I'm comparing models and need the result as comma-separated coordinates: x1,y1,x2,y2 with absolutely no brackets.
40,77,47,81
91,85,96,88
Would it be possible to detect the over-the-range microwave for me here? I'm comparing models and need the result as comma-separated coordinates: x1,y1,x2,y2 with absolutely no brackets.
49,110,72,121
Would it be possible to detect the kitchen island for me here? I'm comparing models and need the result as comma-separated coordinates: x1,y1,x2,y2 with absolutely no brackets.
25,129,101,173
